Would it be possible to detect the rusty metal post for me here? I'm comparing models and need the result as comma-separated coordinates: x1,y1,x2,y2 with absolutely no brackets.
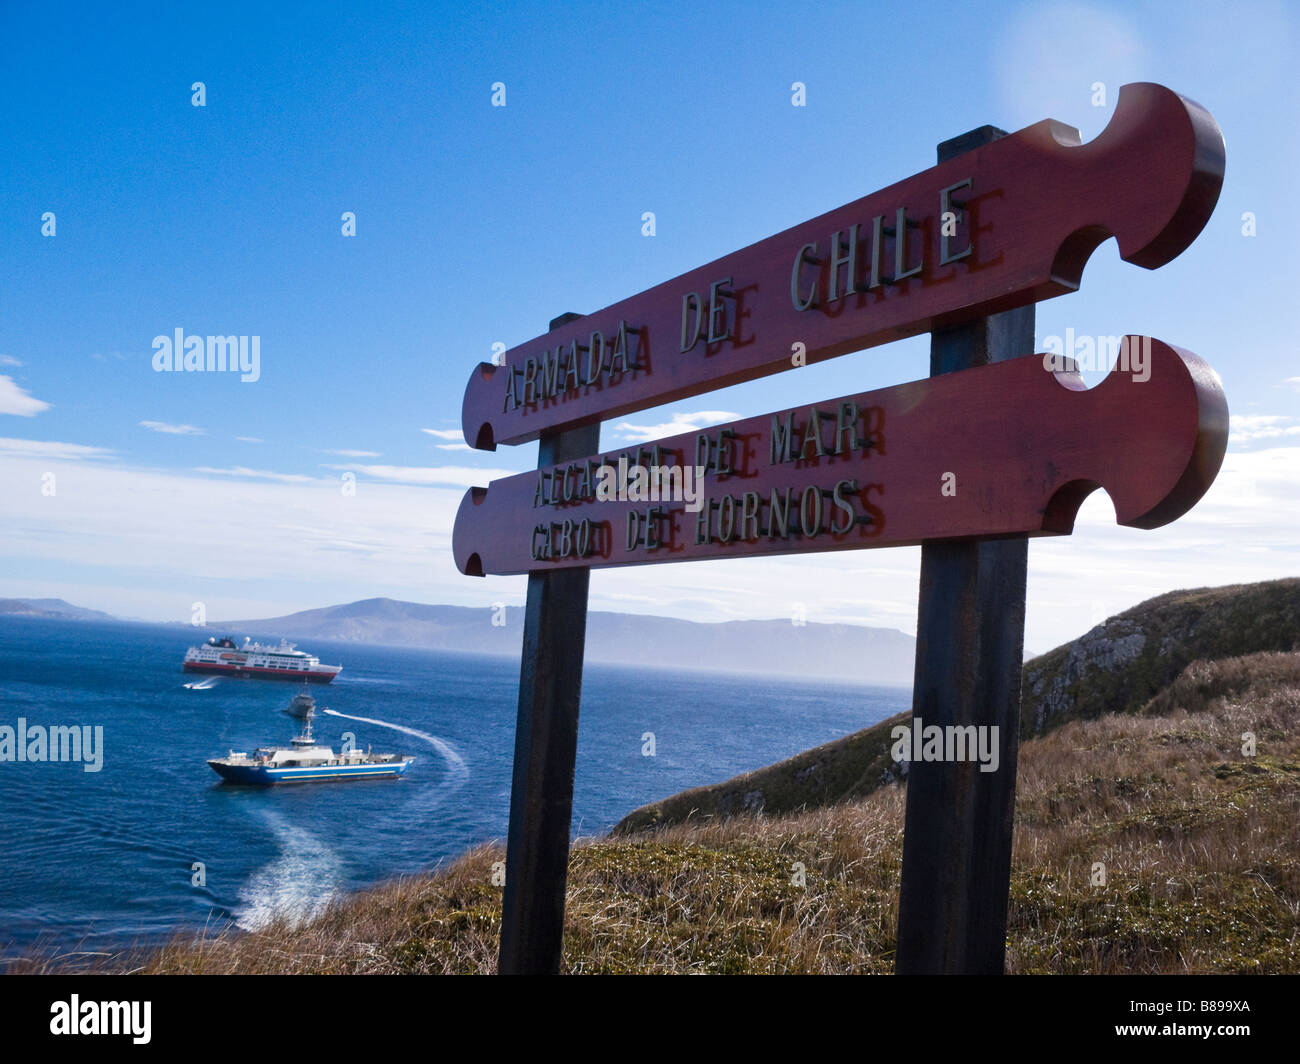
895,126,1035,974
498,312,599,975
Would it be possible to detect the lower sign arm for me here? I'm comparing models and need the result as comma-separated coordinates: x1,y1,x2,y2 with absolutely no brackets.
453,337,1227,576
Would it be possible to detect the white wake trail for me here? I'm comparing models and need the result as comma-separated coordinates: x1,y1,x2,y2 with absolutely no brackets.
234,809,343,931
322,708,468,781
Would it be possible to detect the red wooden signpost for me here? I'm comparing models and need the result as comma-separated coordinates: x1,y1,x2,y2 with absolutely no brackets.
455,84,1227,975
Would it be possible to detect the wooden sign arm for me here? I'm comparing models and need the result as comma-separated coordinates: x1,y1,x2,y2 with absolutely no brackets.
453,338,1227,576
460,84,1225,449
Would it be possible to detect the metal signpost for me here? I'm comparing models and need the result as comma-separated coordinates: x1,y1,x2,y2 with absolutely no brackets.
454,83,1228,975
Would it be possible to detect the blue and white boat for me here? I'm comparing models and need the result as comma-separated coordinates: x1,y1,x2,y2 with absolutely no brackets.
207,702,412,785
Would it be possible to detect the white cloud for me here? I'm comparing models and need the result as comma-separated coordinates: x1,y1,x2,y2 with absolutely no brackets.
0,437,113,460
0,376,51,416
3,433,1298,655
140,420,204,436
1233,415,1288,429
425,428,480,452
1284,377,1300,392
612,410,740,442
0,355,22,367
194,466,316,483
236,436,263,443
320,463,515,486
1237,429,1300,442
1229,414,1300,444
0,450,469,621
322,449,382,458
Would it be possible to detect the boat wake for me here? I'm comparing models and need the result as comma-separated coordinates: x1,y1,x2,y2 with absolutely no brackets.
182,676,222,690
234,809,343,932
322,709,468,782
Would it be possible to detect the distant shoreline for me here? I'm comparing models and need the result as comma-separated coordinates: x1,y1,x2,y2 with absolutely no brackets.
0,597,918,686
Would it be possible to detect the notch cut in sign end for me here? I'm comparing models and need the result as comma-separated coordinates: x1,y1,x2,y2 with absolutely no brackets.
1041,479,1103,535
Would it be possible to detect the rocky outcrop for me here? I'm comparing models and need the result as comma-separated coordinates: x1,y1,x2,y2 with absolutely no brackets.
1028,618,1148,733
1020,579,1300,737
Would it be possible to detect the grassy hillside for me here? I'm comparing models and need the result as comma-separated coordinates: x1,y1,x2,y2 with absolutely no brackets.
17,649,1300,974
613,709,909,833
1022,578,1300,735
615,578,1300,833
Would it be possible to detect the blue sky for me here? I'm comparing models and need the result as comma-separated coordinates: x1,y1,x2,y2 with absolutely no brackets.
0,0,1296,652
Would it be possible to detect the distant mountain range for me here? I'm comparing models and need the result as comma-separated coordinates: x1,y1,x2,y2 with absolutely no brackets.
223,598,916,685
0,595,916,685
0,598,114,621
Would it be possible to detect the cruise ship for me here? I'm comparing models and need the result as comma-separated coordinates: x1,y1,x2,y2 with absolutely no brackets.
182,636,342,684
207,703,412,785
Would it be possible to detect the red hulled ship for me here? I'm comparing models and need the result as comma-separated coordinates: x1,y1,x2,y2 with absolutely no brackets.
182,636,342,683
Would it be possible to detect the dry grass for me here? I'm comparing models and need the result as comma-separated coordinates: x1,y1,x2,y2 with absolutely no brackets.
1007,650,1300,972
11,651,1300,975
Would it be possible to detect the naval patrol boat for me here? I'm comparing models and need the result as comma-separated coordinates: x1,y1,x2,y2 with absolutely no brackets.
282,687,317,719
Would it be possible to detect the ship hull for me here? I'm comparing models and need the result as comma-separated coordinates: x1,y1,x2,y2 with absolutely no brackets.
207,759,411,785
183,662,339,683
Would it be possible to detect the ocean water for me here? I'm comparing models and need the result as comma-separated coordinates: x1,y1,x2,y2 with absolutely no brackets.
0,616,907,956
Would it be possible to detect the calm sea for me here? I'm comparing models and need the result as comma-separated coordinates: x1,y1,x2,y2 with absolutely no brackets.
0,616,906,956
